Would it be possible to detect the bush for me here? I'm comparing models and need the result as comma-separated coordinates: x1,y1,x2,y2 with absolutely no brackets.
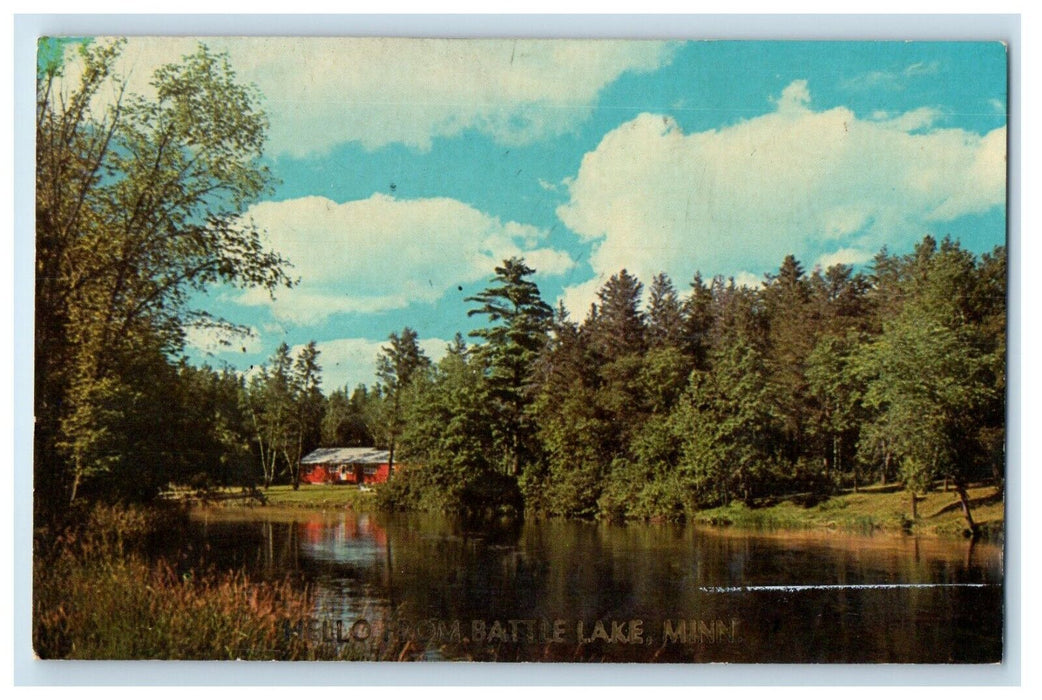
377,463,522,516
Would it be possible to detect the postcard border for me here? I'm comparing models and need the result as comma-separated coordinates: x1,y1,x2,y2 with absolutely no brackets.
11,11,1024,687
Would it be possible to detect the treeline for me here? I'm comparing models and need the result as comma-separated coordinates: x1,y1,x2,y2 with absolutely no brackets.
382,241,1005,530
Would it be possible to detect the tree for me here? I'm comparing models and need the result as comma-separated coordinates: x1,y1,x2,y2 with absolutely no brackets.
284,342,323,489
245,343,294,488
529,303,606,516
35,39,292,512
806,332,865,488
376,328,431,480
855,239,1001,534
587,269,646,360
762,255,817,464
396,335,503,511
465,257,553,476
681,271,715,369
322,385,376,447
646,273,686,350
675,334,782,507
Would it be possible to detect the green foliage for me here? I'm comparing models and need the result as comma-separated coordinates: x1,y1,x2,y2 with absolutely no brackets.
321,385,376,447
675,337,782,507
465,257,554,476
243,342,325,489
35,39,291,513
375,327,431,478
855,238,1003,526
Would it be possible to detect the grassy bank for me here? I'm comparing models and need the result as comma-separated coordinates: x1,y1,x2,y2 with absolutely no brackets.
168,483,378,511
189,482,1004,540
692,483,1004,539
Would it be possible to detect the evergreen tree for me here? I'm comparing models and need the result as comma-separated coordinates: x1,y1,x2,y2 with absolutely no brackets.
397,335,504,511
322,385,375,447
675,335,781,506
762,255,818,464
646,273,686,350
284,342,323,489
376,327,431,479
681,271,716,370
587,269,646,360
465,257,553,476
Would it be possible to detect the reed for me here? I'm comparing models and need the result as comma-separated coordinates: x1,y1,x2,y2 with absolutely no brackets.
32,504,369,659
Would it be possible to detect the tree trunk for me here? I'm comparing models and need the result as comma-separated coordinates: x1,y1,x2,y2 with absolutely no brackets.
910,490,918,520
69,467,81,505
285,447,300,491
954,482,979,537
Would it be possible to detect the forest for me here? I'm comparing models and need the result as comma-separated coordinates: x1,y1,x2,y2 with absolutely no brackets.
34,39,1006,533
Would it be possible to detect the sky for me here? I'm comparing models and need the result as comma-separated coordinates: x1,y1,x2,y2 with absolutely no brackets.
64,38,1008,393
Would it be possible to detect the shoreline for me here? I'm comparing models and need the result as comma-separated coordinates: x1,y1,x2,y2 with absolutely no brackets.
187,482,1004,542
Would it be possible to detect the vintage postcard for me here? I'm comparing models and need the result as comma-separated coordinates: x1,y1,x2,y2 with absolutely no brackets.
30,35,1007,665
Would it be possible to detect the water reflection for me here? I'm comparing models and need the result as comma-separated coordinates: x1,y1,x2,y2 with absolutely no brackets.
185,510,1002,662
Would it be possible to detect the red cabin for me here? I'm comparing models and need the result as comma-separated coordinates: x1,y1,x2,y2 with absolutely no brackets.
300,447,393,485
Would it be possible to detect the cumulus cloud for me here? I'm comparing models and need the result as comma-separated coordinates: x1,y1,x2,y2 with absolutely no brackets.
555,81,1005,315
297,337,451,392
236,194,574,324
64,37,676,156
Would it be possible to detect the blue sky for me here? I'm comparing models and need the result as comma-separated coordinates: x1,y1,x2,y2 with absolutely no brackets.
72,38,1007,392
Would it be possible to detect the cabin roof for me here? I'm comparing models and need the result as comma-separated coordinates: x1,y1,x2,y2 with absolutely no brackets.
300,447,390,465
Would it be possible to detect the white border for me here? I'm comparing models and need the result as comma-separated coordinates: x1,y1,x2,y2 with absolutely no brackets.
10,12,1026,688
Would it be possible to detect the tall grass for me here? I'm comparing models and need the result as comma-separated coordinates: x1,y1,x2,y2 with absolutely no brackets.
33,504,344,659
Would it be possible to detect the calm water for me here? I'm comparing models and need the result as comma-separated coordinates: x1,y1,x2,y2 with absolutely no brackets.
176,509,1003,663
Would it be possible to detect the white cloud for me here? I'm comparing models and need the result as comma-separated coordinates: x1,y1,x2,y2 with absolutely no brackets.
841,61,940,91
871,107,941,132
815,248,874,270
774,79,811,112
555,81,1005,316
236,194,574,324
732,271,763,289
63,37,676,156
185,324,262,356
558,277,606,322
297,337,451,392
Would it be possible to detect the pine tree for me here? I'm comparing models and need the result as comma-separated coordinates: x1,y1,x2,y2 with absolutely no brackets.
466,257,553,476
376,328,431,479
646,273,685,350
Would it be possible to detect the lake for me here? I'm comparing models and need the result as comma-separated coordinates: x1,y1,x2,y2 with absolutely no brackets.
177,508,1003,663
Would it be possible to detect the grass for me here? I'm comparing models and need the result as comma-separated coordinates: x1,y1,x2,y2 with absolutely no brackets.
31,503,401,660
692,483,1004,539
169,483,379,511
191,481,1004,541
255,483,378,510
